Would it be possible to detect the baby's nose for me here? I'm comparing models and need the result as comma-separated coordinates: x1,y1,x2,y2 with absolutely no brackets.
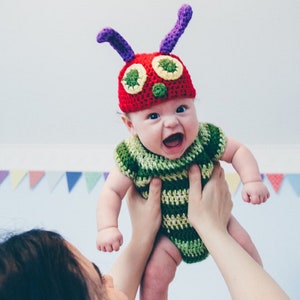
164,115,179,127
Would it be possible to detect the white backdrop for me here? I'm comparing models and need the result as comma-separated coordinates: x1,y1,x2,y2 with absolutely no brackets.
0,0,299,145
1,0,300,299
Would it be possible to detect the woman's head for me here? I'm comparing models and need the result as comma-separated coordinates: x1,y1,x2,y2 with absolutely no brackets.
0,229,108,300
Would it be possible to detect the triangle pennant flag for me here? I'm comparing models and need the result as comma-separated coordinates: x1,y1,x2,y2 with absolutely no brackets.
29,171,45,189
286,174,300,196
103,172,110,181
0,170,9,185
46,172,65,192
225,173,241,195
66,172,82,192
84,172,102,193
10,170,27,190
266,174,284,193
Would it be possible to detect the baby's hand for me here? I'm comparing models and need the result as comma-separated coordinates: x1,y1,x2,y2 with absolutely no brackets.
96,227,123,252
242,181,270,204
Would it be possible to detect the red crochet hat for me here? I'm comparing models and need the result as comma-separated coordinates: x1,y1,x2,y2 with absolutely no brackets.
97,4,196,113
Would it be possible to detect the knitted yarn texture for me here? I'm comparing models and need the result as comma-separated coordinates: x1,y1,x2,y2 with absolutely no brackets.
97,4,196,113
118,52,196,113
115,123,227,263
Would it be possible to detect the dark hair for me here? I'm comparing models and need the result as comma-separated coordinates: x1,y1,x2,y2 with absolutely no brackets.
0,229,105,300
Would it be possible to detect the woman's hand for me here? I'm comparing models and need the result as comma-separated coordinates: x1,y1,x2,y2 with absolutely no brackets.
188,163,232,237
110,178,162,300
126,178,162,245
187,164,289,300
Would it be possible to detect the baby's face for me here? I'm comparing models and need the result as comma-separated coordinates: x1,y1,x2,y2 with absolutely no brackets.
123,98,199,160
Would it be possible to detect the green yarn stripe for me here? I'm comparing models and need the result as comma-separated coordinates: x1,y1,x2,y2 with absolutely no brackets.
115,122,226,263
169,236,209,263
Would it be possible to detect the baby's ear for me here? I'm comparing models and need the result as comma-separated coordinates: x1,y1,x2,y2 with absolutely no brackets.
121,114,136,135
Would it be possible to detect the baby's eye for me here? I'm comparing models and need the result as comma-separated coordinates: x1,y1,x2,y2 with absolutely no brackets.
176,105,187,113
148,112,159,120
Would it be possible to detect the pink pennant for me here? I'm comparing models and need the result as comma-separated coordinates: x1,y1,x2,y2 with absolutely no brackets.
266,174,284,193
29,171,45,189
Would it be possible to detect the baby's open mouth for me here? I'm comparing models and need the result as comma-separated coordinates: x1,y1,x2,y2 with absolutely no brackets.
163,133,184,148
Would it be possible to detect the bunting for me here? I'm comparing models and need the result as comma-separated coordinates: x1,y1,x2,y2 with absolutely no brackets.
266,174,284,193
84,172,102,193
66,172,82,192
225,173,241,195
10,170,27,190
0,170,299,196
286,174,300,196
103,172,110,181
0,170,9,184
46,172,65,192
29,171,45,189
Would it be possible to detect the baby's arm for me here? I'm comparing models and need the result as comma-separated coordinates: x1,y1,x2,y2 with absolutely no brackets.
221,137,269,204
96,166,132,252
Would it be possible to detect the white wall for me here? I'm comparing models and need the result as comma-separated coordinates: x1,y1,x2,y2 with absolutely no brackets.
1,0,300,299
0,0,299,145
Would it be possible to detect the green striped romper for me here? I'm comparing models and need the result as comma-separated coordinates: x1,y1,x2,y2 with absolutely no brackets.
115,122,226,263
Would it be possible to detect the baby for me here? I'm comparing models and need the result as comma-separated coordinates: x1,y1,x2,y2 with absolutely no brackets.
96,5,269,299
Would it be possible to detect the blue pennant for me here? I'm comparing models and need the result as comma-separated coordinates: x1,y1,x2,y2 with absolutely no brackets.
66,172,82,192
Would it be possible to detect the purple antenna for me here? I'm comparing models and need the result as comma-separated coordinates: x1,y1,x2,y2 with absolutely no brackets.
97,27,135,62
160,4,193,54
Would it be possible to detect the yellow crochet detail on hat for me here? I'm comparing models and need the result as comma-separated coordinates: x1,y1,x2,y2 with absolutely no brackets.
152,55,183,80
121,63,147,94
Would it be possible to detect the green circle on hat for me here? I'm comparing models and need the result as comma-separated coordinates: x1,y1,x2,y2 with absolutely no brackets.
152,83,167,98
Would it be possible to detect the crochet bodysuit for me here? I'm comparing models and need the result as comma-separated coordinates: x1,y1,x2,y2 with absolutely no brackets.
115,122,226,263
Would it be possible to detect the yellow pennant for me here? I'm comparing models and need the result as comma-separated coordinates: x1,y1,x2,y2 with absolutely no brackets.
225,173,241,195
10,170,27,190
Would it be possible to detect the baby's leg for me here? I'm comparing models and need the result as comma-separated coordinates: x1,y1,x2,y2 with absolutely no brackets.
140,233,182,300
228,215,263,266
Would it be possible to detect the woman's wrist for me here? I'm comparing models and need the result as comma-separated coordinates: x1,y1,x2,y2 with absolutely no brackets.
194,222,229,249
131,227,158,249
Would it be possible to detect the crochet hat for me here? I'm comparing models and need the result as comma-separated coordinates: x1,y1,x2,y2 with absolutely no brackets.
97,4,196,113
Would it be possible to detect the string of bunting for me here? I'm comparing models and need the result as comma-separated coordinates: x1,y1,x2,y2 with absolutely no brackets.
0,170,300,196
0,170,108,193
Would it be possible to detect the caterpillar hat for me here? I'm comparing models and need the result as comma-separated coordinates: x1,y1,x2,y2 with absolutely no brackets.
97,4,196,113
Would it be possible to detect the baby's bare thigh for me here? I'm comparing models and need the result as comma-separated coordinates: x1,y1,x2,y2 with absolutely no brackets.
151,234,182,266
228,214,253,246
